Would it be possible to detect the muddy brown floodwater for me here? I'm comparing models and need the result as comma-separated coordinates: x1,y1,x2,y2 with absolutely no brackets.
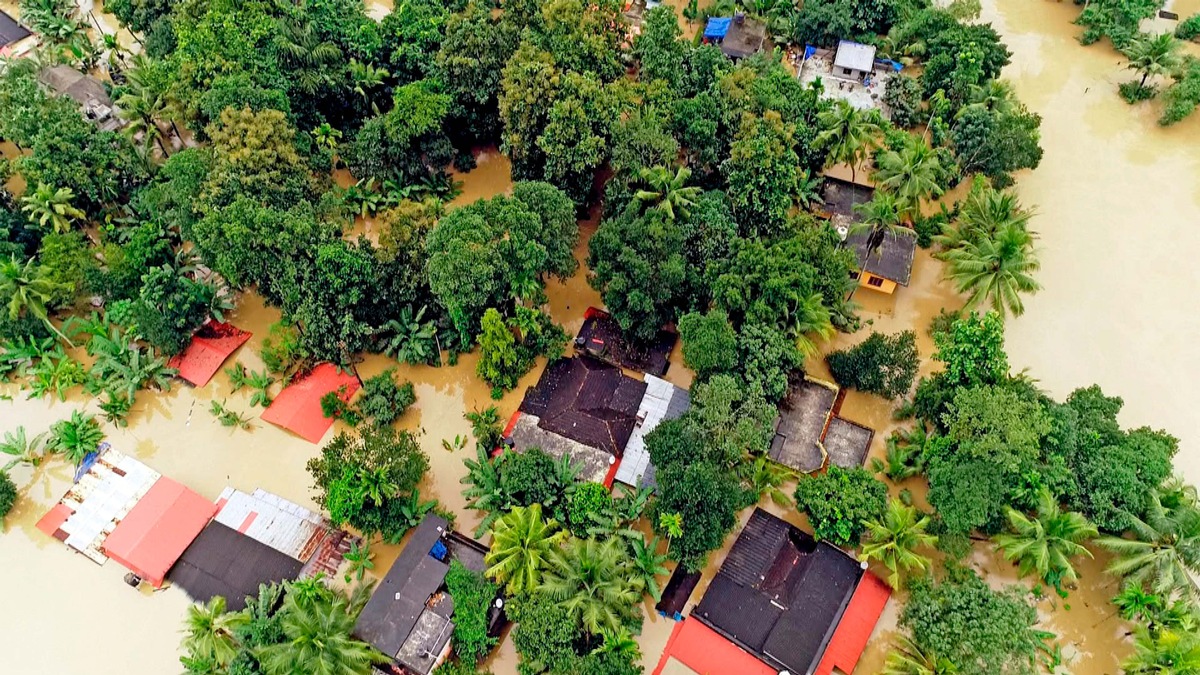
2,0,1197,673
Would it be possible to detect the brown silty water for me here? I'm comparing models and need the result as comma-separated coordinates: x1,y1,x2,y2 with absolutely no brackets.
4,0,1198,673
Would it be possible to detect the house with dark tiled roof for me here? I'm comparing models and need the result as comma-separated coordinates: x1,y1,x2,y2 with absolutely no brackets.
654,509,891,675
509,356,647,484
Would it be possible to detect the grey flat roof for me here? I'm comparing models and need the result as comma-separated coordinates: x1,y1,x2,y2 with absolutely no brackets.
834,40,877,72
824,416,874,469
169,522,304,612
769,379,836,473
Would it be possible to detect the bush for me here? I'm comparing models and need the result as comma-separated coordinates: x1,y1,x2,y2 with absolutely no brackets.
677,309,737,379
883,75,924,128
568,482,612,536
1176,14,1200,40
826,331,919,400
320,387,361,426
356,369,416,427
1118,80,1157,103
0,470,16,520
794,466,888,546
445,560,499,664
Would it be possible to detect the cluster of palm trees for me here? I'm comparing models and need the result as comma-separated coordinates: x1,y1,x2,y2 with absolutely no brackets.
484,503,669,640
181,579,383,675
934,178,1041,319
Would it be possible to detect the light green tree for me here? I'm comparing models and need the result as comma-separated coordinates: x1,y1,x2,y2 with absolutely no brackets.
883,635,960,675
484,503,566,595
1126,33,1184,89
633,165,701,221
1099,487,1200,599
861,499,938,589
542,537,639,635
21,184,86,233
257,593,384,675
1,256,70,342
816,100,884,183
994,489,1097,591
180,596,248,669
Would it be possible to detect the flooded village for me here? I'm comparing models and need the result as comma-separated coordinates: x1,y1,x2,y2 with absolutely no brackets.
2,0,1200,674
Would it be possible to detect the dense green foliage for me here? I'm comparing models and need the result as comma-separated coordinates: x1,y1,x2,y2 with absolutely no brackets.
0,470,16,520
794,466,889,546
826,331,919,399
446,560,500,664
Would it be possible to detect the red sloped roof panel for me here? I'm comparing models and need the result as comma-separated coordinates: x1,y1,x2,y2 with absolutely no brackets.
167,322,252,386
814,572,892,675
36,503,72,538
652,618,777,675
102,477,217,587
260,363,360,444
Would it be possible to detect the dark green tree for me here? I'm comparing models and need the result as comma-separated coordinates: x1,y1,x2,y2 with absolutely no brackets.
794,466,889,546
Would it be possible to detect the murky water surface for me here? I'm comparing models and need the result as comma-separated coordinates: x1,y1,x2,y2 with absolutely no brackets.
3,0,1199,673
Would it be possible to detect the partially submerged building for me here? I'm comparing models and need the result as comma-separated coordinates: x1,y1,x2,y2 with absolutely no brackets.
510,356,647,484
355,515,494,675
0,10,32,53
770,378,877,472
832,40,877,82
575,307,677,377
655,508,891,675
845,227,917,294
798,41,900,114
36,445,217,588
38,65,124,132
818,177,918,294
703,14,767,61
170,487,358,610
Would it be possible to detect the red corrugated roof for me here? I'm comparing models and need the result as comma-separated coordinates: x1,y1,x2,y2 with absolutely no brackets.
260,363,360,443
814,572,892,675
102,477,217,587
167,321,252,386
35,503,72,538
652,618,777,675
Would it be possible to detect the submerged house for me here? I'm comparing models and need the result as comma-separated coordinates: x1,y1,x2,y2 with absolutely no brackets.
509,356,647,484
654,508,891,675
38,65,124,132
614,374,690,491
818,177,917,294
770,377,876,472
575,307,677,377
833,40,878,82
703,14,767,60
170,487,359,610
0,10,31,52
355,515,495,675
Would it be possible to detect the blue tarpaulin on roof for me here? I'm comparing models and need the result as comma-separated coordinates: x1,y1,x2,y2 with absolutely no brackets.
704,17,731,40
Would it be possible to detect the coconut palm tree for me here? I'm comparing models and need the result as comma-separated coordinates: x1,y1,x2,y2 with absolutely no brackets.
542,537,640,635
872,137,944,219
883,635,959,675
816,100,883,183
789,291,835,358
939,221,1041,319
0,256,70,343
117,87,170,158
861,499,938,589
1126,33,1184,89
1099,487,1200,599
485,503,566,595
627,535,670,602
592,627,642,659
1115,585,1200,635
959,79,1018,118
851,190,909,258
181,597,248,669
21,184,85,233
634,166,702,221
740,454,795,506
1123,626,1200,674
0,426,50,470
275,20,343,97
995,489,1097,590
256,593,384,675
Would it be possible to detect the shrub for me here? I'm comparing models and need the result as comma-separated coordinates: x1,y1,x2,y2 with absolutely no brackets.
49,411,106,464
568,482,613,536
356,369,416,427
794,466,888,546
826,331,919,400
0,470,16,520
1176,14,1200,41
445,560,499,664
883,75,924,128
1118,80,1157,103
320,387,361,426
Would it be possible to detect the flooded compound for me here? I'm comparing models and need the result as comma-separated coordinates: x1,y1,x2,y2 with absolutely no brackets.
1,0,1197,673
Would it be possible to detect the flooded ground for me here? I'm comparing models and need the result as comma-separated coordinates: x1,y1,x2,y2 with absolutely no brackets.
2,0,1194,673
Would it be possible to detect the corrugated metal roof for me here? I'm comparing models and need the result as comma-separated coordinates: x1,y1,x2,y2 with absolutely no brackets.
720,509,790,589
214,487,327,561
616,375,690,488
170,521,304,611
834,40,877,72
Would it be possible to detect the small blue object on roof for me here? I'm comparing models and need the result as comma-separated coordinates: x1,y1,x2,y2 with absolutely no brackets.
804,45,817,60
429,539,448,561
704,16,731,40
